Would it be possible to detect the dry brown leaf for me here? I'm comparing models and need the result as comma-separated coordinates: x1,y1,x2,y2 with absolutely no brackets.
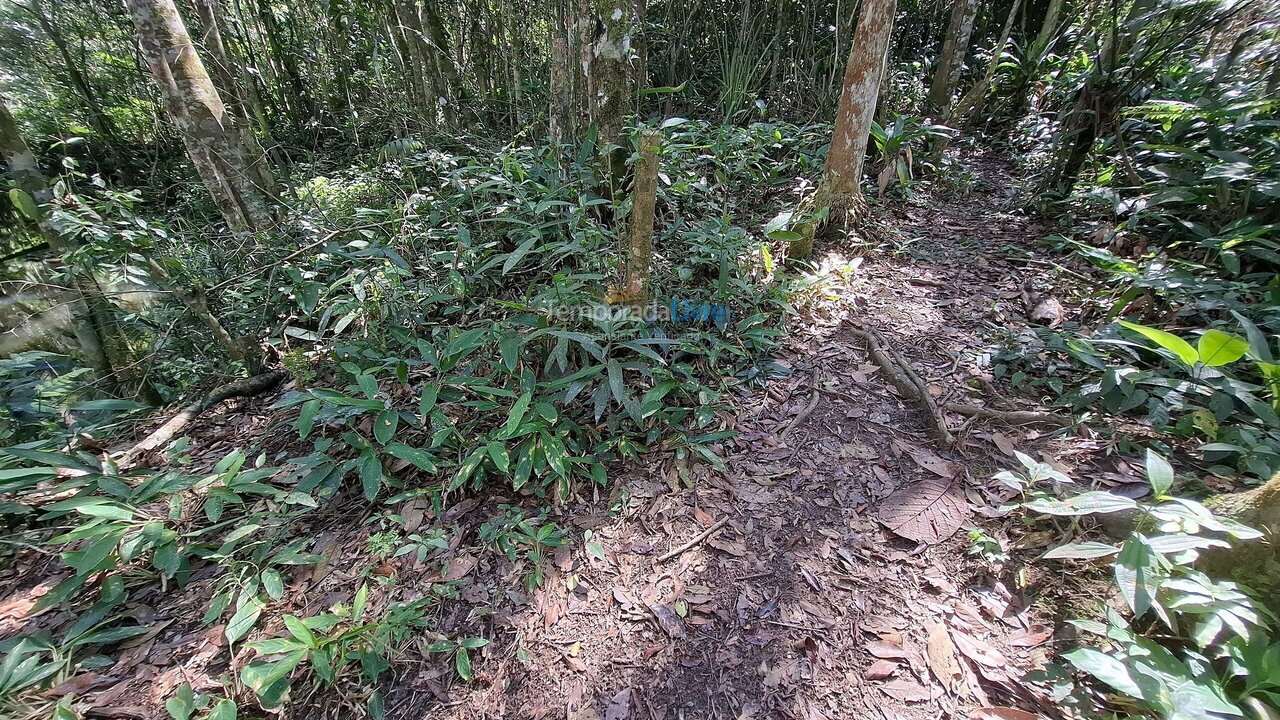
648,603,686,638
1007,624,1053,648
950,629,1008,668
991,432,1017,457
865,660,899,680
441,554,477,581
604,689,632,720
969,708,1038,720
692,506,715,527
879,678,932,703
926,622,964,693
865,640,909,659
877,476,968,544
893,440,961,478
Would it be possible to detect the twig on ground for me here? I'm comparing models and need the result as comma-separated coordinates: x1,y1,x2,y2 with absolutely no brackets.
119,370,289,466
781,369,822,438
944,403,1072,427
657,517,730,563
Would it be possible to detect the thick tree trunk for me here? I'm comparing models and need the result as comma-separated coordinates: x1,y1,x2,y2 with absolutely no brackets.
577,0,638,181
124,0,280,231
819,0,897,218
925,0,980,116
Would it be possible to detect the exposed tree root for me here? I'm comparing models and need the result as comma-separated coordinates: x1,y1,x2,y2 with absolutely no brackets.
943,403,1072,427
849,325,956,447
781,369,823,439
120,370,288,466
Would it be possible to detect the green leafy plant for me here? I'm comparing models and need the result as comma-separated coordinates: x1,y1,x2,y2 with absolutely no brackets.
1005,450,1279,718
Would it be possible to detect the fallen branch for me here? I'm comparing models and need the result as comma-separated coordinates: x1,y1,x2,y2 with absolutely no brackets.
944,403,1071,427
120,370,288,466
849,326,956,447
657,517,730,563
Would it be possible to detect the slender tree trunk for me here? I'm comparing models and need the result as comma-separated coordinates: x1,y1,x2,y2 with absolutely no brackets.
952,0,1023,122
926,0,980,116
623,129,661,299
819,0,897,218
27,0,120,143
124,0,280,231
193,0,286,168
254,0,315,122
1029,0,1066,62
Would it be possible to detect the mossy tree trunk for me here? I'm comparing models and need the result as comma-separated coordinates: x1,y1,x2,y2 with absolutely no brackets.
576,0,638,183
622,129,661,300
125,0,280,231
925,0,980,118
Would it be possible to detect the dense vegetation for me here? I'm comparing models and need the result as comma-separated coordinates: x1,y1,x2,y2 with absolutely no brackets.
1,0,1278,718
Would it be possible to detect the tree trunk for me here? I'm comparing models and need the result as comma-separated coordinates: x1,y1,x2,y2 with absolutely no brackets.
578,0,638,181
952,0,1022,123
819,0,897,218
0,94,122,392
253,0,315,122
925,0,980,116
124,0,280,231
1029,0,1066,63
623,129,661,300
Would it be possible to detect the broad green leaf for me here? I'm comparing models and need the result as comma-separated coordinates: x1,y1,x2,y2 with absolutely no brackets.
1145,450,1174,497
358,452,383,500
225,596,265,645
240,648,306,696
419,385,439,415
384,443,438,473
1064,648,1144,697
503,392,532,437
8,188,39,221
1042,541,1120,560
207,699,237,720
166,683,196,720
297,399,320,439
1115,535,1159,616
1197,329,1248,367
1119,321,1199,366
283,615,318,649
373,410,399,445
356,373,379,399
455,647,472,681
1024,491,1137,516
261,569,284,600
486,442,510,473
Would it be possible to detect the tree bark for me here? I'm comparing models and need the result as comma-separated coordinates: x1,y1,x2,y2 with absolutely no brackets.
819,0,897,218
1029,0,1066,63
578,0,638,181
124,0,280,231
623,129,661,299
925,0,980,116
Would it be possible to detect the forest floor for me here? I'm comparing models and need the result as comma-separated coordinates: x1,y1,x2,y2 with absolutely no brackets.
1,157,1126,720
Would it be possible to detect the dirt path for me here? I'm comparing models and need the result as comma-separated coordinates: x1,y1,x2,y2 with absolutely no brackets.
387,159,1065,720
